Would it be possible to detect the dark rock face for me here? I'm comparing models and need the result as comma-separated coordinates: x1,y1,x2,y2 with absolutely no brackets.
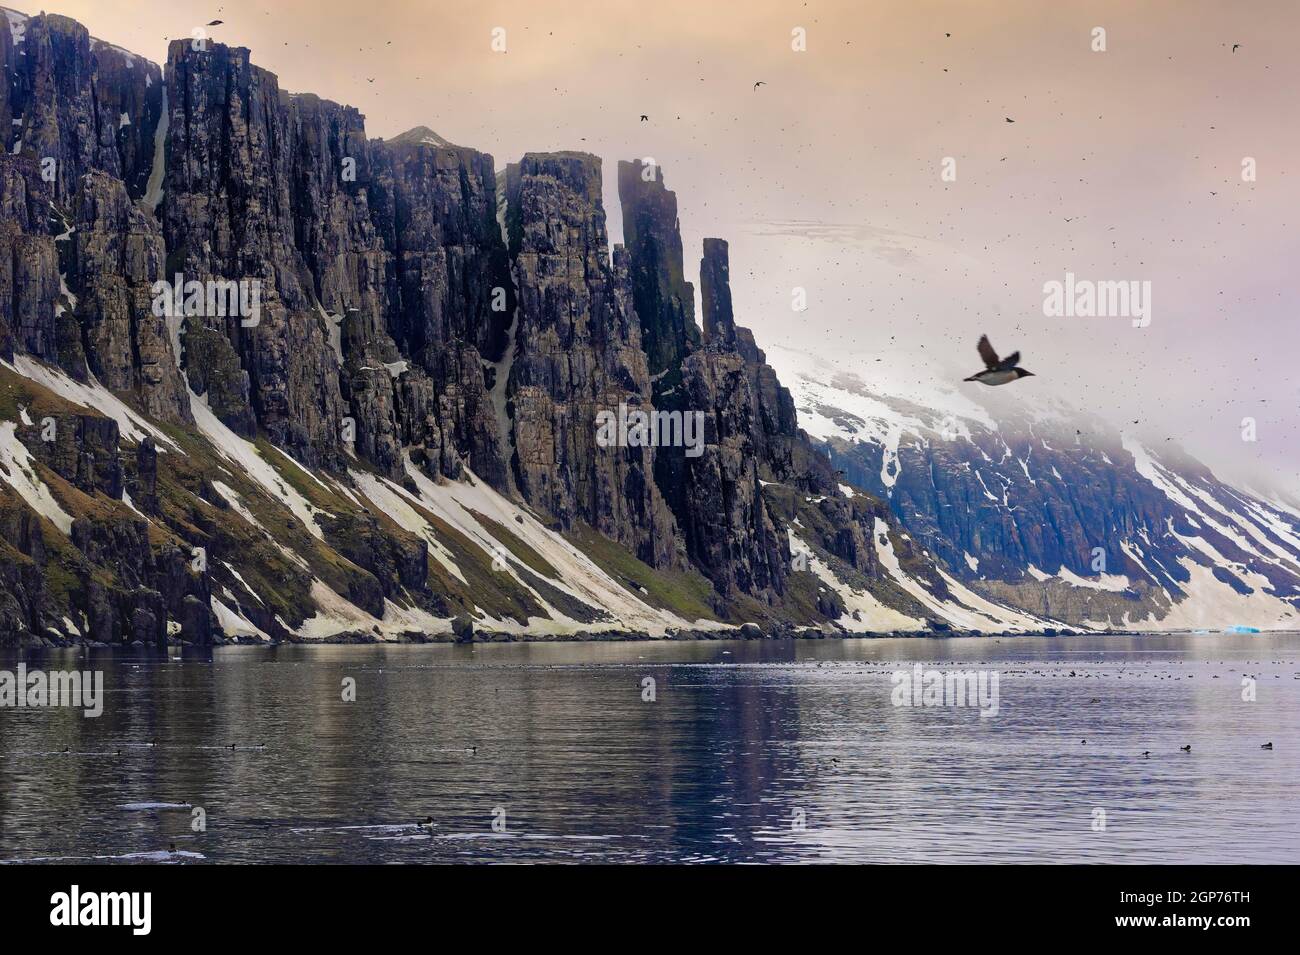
370,139,510,369
162,42,348,468
365,136,512,487
0,156,59,363
130,437,159,515
67,171,190,422
159,41,513,486
179,593,211,645
613,182,840,603
617,160,700,381
20,412,123,498
179,317,254,433
505,153,679,569
0,11,13,141
699,238,735,347
616,162,702,571
2,11,163,203
0,554,43,638
678,346,789,601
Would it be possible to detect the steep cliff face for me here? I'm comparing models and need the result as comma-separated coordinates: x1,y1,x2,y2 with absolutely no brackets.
0,10,15,139
365,131,512,488
616,161,700,572
617,160,699,383
699,237,734,347
680,237,788,601
161,41,510,487
504,153,679,569
67,170,190,422
677,345,789,601
2,9,162,203
700,238,825,492
162,42,347,466
612,194,839,605
3,10,1296,646
0,156,58,363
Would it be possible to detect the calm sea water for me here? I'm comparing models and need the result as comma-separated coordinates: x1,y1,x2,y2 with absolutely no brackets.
0,634,1296,864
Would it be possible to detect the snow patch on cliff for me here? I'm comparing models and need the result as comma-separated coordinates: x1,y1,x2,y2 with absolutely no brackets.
349,468,467,584
872,518,1058,631
7,355,180,451
0,421,73,534
211,596,269,640
391,457,719,635
788,527,924,631
189,391,328,540
210,480,263,530
143,85,167,214
1136,560,1298,631
3,7,27,44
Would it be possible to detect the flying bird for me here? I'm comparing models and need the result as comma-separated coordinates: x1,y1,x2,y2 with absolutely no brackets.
207,19,223,26
1005,116,1015,123
640,114,648,122
963,335,1035,386
1232,43,1241,52
754,81,766,90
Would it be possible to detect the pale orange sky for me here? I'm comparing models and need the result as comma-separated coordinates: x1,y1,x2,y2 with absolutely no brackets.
15,0,1300,491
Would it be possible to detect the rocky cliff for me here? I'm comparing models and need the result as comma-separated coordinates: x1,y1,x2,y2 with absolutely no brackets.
2,7,1296,646
2,10,162,204
505,153,679,569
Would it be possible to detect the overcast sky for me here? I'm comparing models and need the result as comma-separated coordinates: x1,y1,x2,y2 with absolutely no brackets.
33,0,1300,493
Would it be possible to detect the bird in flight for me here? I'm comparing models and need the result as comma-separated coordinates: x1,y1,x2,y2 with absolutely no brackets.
963,335,1035,386
1005,116,1016,123
754,81,766,90
640,114,648,122
1232,43,1241,52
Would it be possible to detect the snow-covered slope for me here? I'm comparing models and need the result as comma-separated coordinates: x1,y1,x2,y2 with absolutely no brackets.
0,356,722,643
7,337,1294,641
767,344,1300,631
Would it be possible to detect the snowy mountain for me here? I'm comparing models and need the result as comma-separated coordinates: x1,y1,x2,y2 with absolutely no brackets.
767,344,1300,631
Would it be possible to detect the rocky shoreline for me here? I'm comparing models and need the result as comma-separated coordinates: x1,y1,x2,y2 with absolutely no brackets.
7,624,1157,651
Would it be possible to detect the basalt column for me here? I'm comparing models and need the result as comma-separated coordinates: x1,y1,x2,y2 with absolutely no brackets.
505,152,679,569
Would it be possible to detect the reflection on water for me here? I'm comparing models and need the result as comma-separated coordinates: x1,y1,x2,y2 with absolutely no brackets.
1,634,1297,863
